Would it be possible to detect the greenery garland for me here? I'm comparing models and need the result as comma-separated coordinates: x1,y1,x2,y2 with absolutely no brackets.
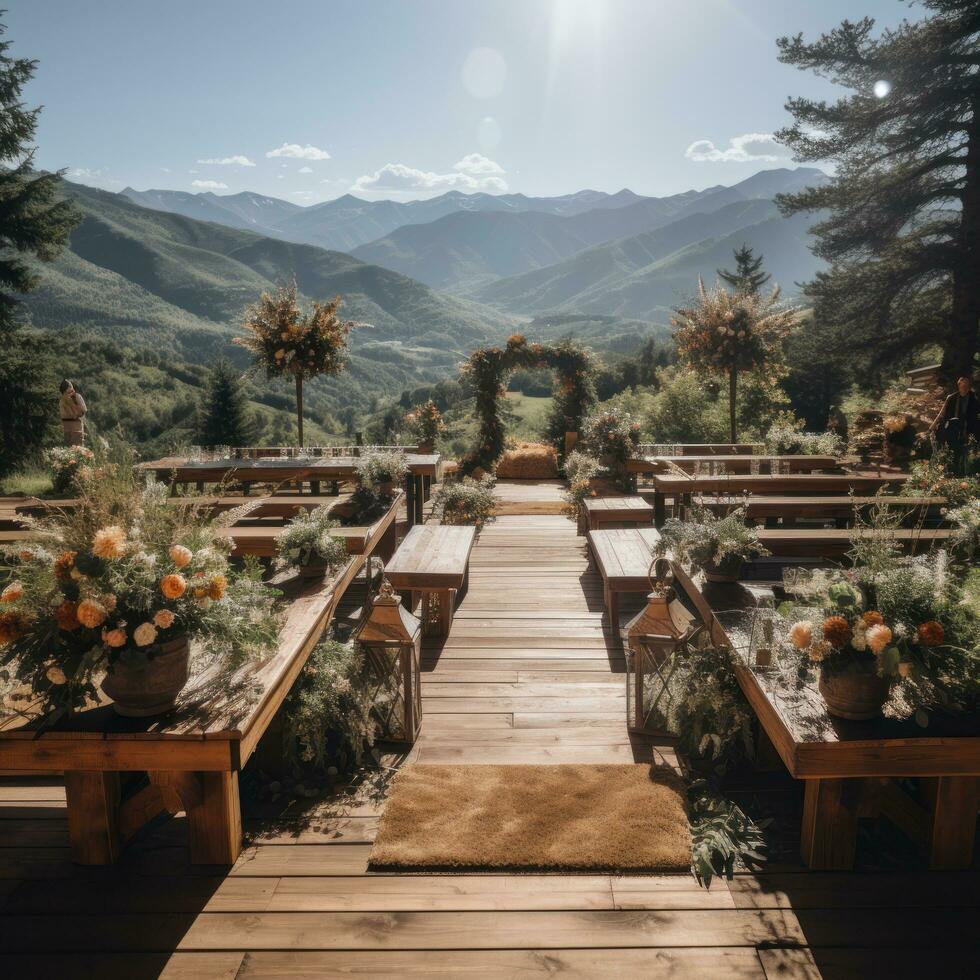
460,334,596,475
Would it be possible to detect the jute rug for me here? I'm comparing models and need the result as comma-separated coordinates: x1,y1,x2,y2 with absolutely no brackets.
369,764,690,871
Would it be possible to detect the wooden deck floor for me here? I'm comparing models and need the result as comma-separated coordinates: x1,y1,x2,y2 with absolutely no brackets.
0,503,977,978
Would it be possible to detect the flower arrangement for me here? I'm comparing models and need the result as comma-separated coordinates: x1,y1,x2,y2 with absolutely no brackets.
581,409,641,466
657,503,769,580
764,423,842,457
405,400,445,449
0,444,278,722
948,498,979,559
275,506,349,575
355,449,408,494
434,474,498,527
782,559,979,723
561,451,601,522
46,445,95,495
283,638,377,777
902,456,978,506
235,283,358,445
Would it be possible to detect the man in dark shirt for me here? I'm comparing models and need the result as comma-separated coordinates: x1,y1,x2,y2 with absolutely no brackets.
930,376,978,475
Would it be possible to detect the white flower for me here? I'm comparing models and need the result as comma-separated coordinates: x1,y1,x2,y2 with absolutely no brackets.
133,622,158,647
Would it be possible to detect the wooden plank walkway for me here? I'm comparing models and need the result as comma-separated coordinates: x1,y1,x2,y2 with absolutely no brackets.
0,490,977,977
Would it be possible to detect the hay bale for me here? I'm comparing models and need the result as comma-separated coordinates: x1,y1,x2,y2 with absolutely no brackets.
496,442,559,479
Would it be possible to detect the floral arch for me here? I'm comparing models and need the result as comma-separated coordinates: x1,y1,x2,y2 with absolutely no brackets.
460,334,597,475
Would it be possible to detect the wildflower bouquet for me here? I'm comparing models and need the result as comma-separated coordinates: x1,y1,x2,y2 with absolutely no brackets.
47,445,95,495
561,451,602,520
783,563,979,723
0,445,278,722
764,424,842,457
581,409,640,466
657,504,768,580
902,455,978,506
434,474,498,527
275,506,349,575
405,400,445,449
355,449,408,494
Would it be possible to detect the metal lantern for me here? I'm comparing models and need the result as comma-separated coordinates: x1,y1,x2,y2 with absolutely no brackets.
354,578,422,744
622,557,704,733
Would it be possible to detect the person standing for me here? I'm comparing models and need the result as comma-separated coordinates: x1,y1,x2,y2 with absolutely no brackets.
59,379,87,446
930,376,978,475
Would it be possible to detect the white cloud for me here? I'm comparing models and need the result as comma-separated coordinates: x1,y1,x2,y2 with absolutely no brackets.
298,165,313,174
453,152,505,176
684,133,783,163
266,142,331,161
290,190,321,202
65,167,123,189
197,154,255,167
160,167,172,173
191,179,228,190
351,160,508,196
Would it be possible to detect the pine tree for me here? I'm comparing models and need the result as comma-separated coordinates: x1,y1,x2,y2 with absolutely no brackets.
0,18,79,474
776,1,980,382
197,360,257,447
717,245,771,295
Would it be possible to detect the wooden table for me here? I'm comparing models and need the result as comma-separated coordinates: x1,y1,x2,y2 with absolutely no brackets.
629,454,839,477
669,562,980,871
138,454,442,527
583,495,654,532
0,562,361,866
645,473,901,526
586,527,661,631
384,524,477,637
639,443,764,455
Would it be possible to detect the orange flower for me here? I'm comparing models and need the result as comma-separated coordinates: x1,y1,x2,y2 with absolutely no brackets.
92,525,127,559
55,601,81,631
153,609,175,629
54,551,77,581
867,624,893,655
160,574,187,600
103,628,127,648
208,574,228,601
862,611,884,627
0,611,28,645
822,615,853,649
916,621,945,648
77,599,107,629
0,581,24,603
169,545,192,568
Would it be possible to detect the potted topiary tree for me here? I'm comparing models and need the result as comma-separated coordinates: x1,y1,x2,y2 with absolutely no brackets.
405,400,445,454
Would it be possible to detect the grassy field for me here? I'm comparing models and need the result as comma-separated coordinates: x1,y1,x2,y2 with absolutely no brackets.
503,391,553,442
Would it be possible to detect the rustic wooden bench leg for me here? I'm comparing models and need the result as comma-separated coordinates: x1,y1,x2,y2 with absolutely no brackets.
605,585,619,636
801,777,860,869
404,474,416,528
187,771,242,865
925,775,978,869
653,490,665,528
438,589,454,637
378,519,397,563
65,771,121,865
414,475,425,524
422,474,431,501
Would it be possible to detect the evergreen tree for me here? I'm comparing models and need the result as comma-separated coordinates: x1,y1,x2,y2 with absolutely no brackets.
717,244,771,295
0,18,79,474
776,1,980,382
197,360,257,447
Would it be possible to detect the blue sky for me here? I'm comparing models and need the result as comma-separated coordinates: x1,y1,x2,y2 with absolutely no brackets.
8,0,908,203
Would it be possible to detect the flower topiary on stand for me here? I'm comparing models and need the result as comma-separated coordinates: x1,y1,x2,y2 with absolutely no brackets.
0,444,278,721
235,282,357,447
405,400,445,452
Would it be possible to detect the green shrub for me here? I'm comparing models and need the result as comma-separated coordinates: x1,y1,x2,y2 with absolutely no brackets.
435,475,498,527
275,506,349,572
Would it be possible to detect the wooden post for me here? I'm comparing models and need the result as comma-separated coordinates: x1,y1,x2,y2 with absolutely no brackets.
65,771,120,865
565,431,579,455
800,778,860,869
414,475,425,524
295,374,304,447
926,775,978,869
405,473,416,528
653,490,666,528
187,771,242,865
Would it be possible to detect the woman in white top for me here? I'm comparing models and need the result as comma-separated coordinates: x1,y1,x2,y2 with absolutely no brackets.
59,379,87,446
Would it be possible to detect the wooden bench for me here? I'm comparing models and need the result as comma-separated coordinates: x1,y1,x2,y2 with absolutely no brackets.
583,495,654,532
685,494,946,527
586,527,661,632
668,561,980,871
630,454,839,477
756,527,954,559
0,558,363,866
383,524,477,638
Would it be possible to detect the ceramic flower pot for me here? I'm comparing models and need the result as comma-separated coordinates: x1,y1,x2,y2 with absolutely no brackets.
101,635,191,717
379,480,397,497
818,663,890,721
297,560,331,580
702,555,743,583
417,442,435,454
